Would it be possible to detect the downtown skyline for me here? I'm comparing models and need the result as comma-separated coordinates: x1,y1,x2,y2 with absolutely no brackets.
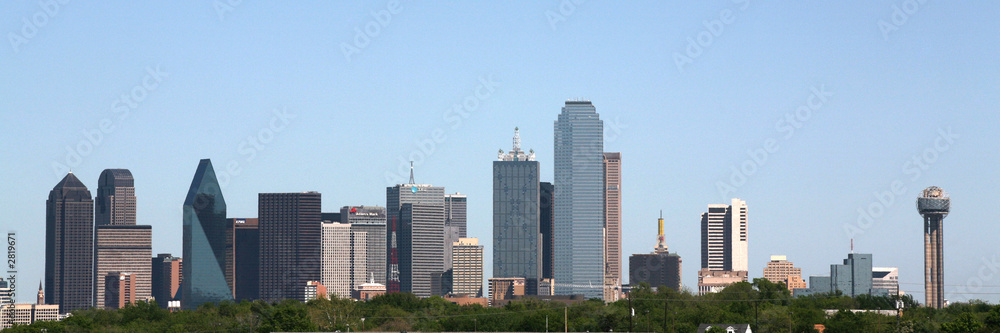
2,1,999,306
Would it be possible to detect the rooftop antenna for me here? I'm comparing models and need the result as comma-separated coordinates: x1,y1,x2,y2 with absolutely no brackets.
408,161,415,184
851,238,854,254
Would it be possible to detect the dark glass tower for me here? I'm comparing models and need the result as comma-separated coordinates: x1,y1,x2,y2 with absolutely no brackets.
386,170,445,297
95,169,136,226
540,182,555,280
258,192,322,302
229,218,259,301
45,172,94,313
493,128,541,295
182,159,233,309
553,100,605,299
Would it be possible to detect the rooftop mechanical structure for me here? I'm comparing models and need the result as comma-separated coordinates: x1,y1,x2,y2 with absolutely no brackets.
918,186,949,309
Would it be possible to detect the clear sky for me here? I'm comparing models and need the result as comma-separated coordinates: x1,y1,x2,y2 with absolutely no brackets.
2,1,998,304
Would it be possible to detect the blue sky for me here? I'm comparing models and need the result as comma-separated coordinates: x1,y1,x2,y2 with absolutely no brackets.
2,1,998,304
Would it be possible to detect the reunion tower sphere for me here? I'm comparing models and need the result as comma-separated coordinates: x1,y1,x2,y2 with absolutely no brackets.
917,186,950,217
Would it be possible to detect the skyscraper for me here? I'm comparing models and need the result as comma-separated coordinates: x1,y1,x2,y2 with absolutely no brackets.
553,100,605,299
321,222,367,299
628,213,682,292
45,172,94,313
540,182,555,280
229,218,259,301
95,169,136,226
386,168,445,296
182,159,233,309
698,199,748,294
258,192,322,302
94,225,151,308
444,193,467,271
603,152,622,301
493,127,542,295
340,206,387,285
151,254,182,308
918,186,949,309
451,238,483,297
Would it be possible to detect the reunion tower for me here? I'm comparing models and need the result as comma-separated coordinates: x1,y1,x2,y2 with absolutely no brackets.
918,186,950,309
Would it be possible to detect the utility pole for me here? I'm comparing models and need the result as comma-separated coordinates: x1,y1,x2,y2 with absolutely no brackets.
565,307,568,333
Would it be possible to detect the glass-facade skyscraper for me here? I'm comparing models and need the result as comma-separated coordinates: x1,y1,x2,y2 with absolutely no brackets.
493,128,542,295
258,192,322,302
386,173,445,297
45,172,94,313
553,100,604,299
182,159,233,309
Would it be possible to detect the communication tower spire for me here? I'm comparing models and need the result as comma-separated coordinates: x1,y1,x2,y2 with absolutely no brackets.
408,161,415,184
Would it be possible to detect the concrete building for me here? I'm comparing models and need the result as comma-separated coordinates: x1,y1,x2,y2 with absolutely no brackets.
629,213,682,292
45,172,94,313
450,238,483,297
603,152,622,302
104,272,136,309
229,218,259,301
872,267,901,296
386,168,445,297
918,186,949,309
321,222,368,299
794,253,890,297
698,199,748,294
493,128,542,295
151,254,182,309
304,281,327,301
259,192,322,302
763,255,807,291
94,225,152,308
444,193,468,272
489,277,526,303
95,169,137,226
554,100,605,299
340,206,387,285
182,159,233,309
0,303,60,329
352,278,387,301
698,270,748,295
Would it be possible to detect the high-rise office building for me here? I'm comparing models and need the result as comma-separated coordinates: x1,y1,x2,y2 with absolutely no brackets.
229,218,259,301
444,193,467,271
603,152,622,301
258,192,322,302
321,222,368,299
553,100,605,299
451,238,483,297
762,255,806,291
540,182,555,280
698,199,748,294
95,169,136,226
340,206,387,285
493,128,542,295
795,253,890,297
103,272,135,309
182,159,233,309
94,225,151,308
386,168,445,296
918,186,949,309
45,172,94,313
151,254,182,308
629,213,682,292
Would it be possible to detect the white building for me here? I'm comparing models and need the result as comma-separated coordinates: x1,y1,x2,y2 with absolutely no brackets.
872,267,901,296
322,222,367,299
698,199,748,294
450,238,483,296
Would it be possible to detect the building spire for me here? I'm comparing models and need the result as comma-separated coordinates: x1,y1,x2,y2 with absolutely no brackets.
513,127,521,152
408,161,415,184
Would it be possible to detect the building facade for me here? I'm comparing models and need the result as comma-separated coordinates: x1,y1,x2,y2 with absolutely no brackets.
872,267,901,296
94,225,151,308
151,254,182,308
386,176,445,296
181,159,234,309
444,194,468,272
340,206,387,285
45,172,94,313
259,192,323,302
628,213,682,292
698,199,748,294
95,169,137,226
603,152,622,301
322,222,368,299
451,238,483,297
794,253,890,297
540,182,555,280
763,255,807,291
103,272,136,309
493,128,542,295
553,101,605,299
230,218,259,301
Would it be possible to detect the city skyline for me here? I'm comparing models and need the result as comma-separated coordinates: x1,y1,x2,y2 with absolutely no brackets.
3,2,999,305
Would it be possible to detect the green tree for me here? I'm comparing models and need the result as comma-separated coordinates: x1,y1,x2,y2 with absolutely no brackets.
940,312,984,333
